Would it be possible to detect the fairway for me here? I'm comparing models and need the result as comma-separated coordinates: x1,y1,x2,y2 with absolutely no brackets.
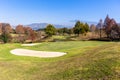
0,41,120,80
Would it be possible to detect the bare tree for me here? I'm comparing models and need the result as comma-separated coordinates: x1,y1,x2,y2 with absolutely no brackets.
96,19,103,39
15,25,25,34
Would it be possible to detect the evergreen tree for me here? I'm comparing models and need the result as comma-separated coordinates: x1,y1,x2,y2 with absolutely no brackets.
45,24,56,36
0,32,12,43
84,23,89,32
73,21,89,36
73,21,82,36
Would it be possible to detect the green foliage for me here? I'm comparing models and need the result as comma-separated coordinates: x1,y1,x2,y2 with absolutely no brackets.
45,24,56,36
68,29,73,35
0,32,12,43
62,27,69,34
73,21,81,35
57,27,71,35
73,21,89,36
84,23,89,32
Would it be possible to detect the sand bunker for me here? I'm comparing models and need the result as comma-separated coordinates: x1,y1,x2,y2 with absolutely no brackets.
21,43,40,46
10,49,66,58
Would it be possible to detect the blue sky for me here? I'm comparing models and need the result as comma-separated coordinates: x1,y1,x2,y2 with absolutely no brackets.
0,0,120,25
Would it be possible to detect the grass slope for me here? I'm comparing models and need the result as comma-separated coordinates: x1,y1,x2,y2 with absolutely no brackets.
0,41,120,80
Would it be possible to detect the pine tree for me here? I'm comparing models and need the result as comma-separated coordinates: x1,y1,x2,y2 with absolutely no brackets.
45,24,56,36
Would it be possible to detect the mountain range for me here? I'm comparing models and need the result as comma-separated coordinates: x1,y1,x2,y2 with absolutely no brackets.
12,21,98,30
26,23,72,30
26,21,98,30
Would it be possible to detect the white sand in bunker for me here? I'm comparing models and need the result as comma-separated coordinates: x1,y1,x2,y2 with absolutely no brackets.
10,49,67,58
21,43,41,46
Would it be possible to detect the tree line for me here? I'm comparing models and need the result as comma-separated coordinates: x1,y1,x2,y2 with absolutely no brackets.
0,24,36,43
0,15,120,43
45,21,89,36
90,15,120,40
45,15,120,41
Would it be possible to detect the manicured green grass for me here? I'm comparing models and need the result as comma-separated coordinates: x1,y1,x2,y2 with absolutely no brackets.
0,41,120,80
42,35,69,42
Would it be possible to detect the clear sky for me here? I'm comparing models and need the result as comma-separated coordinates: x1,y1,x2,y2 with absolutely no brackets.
0,0,120,25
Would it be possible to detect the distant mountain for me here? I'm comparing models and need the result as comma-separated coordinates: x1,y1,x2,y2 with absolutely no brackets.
26,23,72,30
27,23,48,30
12,21,98,30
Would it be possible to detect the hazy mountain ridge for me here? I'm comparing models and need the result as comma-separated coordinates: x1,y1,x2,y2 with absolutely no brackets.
26,23,72,30
11,21,101,30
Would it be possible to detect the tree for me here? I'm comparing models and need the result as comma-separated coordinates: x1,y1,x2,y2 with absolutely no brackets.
104,15,117,38
73,21,88,36
24,27,33,35
62,27,69,34
28,30,36,42
15,25,26,43
68,28,73,35
24,27,36,42
0,32,12,43
73,21,82,36
15,25,25,34
36,31,42,41
57,28,64,35
45,24,56,36
0,23,12,43
110,25,120,39
84,23,89,34
57,27,69,35
104,15,114,38
103,15,120,40
97,19,103,39
0,23,2,33
1,23,12,34
90,24,96,32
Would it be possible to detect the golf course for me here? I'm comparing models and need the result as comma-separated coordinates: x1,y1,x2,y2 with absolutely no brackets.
0,41,120,80
0,0,120,80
